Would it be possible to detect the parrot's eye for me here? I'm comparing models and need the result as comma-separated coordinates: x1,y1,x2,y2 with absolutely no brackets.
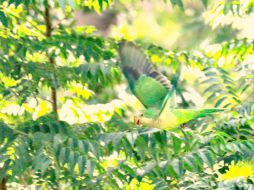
140,113,144,117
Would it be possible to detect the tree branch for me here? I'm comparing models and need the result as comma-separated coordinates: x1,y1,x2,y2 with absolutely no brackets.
0,172,7,190
44,0,58,119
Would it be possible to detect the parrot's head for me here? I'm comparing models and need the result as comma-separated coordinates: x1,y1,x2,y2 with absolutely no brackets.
134,108,159,127
134,113,153,127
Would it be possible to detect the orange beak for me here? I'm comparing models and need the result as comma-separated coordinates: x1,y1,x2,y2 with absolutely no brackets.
134,116,140,125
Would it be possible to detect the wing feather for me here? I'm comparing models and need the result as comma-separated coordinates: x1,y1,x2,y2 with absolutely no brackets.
119,41,172,108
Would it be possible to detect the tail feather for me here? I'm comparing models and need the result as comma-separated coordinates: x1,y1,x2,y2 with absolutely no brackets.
194,108,226,118
171,108,226,125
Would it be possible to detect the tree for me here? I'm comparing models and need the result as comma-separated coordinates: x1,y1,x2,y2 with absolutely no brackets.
0,0,253,189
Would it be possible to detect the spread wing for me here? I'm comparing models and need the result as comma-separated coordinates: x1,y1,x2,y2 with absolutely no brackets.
119,40,172,109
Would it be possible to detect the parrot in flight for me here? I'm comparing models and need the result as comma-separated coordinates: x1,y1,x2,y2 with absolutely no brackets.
118,40,225,130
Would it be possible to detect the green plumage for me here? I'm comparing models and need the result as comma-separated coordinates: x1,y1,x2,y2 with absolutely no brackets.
134,76,168,108
119,40,225,130
171,108,224,122
142,108,160,118
145,107,225,130
168,108,224,127
119,40,171,109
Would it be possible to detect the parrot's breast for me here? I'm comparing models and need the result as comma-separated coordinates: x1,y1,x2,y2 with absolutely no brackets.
156,108,179,129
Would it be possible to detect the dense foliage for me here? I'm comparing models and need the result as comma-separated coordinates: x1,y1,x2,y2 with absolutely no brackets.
0,0,254,189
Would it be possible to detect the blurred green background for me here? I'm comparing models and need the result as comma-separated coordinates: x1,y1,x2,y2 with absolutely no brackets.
0,0,254,189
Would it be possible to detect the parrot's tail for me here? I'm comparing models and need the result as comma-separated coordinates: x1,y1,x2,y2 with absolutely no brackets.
166,108,226,128
195,108,226,118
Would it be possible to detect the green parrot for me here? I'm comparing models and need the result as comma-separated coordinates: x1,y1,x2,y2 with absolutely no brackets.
118,40,225,130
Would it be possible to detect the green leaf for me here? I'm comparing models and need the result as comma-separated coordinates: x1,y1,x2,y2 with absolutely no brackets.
32,151,51,174
24,0,30,6
78,156,86,175
197,149,215,168
204,84,221,94
171,159,184,177
215,96,227,107
98,0,103,11
87,159,95,177
0,11,8,27
171,133,182,155
183,156,198,171
68,151,78,171
15,0,22,7
59,147,69,165
78,140,88,153
170,0,184,9
201,0,208,8
121,165,136,178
